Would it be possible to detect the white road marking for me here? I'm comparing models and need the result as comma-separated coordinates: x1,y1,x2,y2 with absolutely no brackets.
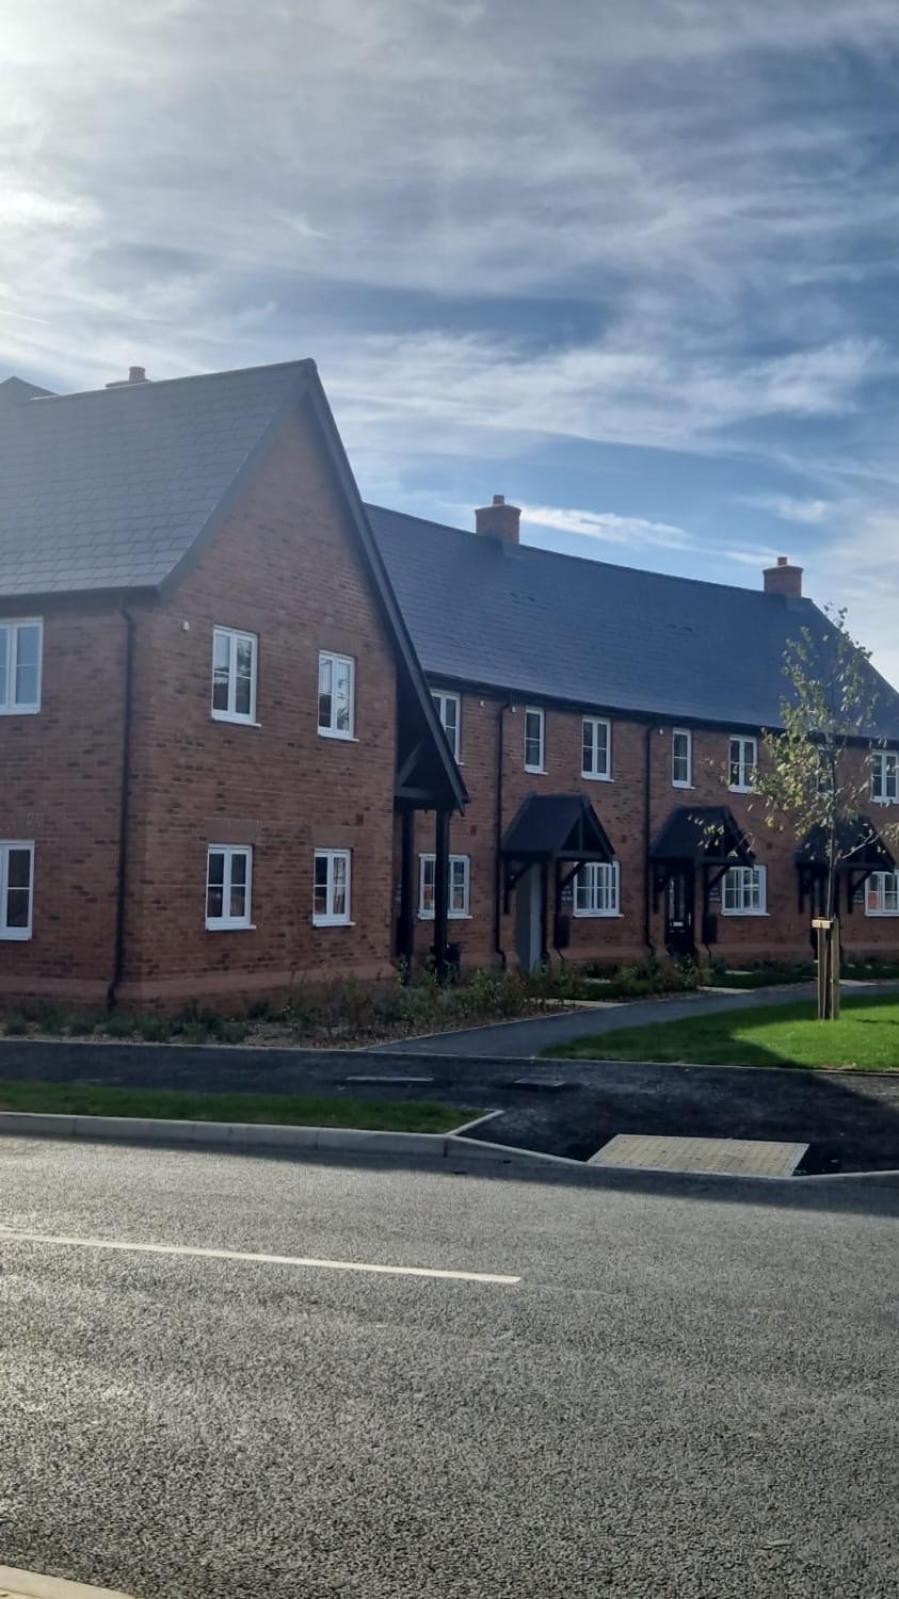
0,1226,520,1286
0,1564,136,1598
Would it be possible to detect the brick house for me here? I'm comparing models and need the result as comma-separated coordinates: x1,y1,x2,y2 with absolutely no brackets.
369,497,899,973
1,358,898,1011
0,362,464,1009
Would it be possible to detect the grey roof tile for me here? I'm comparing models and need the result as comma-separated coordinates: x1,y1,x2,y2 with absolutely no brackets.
0,361,311,597
368,504,899,738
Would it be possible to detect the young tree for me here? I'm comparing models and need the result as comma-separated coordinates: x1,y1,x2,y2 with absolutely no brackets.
754,607,899,1019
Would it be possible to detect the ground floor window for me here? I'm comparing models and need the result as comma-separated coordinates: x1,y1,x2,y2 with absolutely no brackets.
722,864,767,915
573,860,620,917
0,842,34,939
206,845,253,930
419,853,470,918
865,870,899,915
314,849,352,925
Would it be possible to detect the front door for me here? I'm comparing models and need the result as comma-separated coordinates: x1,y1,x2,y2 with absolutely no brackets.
665,868,695,958
515,865,544,972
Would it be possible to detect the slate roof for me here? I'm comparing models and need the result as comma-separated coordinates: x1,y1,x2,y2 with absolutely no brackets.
0,361,313,596
367,505,899,737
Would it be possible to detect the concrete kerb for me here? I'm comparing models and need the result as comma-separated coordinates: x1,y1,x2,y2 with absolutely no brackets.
0,1109,896,1186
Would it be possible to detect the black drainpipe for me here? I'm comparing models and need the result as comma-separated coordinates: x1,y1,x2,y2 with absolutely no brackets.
493,697,512,969
643,721,654,956
108,608,136,1011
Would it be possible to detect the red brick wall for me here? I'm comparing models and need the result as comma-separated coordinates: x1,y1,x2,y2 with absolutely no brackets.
411,695,899,971
0,603,126,1004
119,403,399,1007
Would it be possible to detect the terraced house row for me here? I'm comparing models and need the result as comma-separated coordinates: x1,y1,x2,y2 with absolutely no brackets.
1,358,898,1010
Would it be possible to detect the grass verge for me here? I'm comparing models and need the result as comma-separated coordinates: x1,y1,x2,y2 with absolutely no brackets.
0,1080,479,1133
544,992,899,1071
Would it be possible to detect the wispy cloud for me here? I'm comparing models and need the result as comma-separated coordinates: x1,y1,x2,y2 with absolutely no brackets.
740,494,837,525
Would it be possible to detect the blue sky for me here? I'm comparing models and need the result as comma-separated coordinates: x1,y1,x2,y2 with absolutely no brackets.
3,1,899,676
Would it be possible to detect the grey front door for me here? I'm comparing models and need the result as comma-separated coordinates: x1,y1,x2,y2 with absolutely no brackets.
515,865,544,972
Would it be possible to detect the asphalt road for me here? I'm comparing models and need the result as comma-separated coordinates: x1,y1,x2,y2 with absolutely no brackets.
1,1140,898,1598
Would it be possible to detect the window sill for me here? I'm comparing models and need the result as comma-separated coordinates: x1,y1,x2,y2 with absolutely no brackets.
312,917,355,928
205,921,257,932
871,798,897,807
672,781,694,790
0,705,40,717
572,911,623,920
524,766,547,776
728,785,756,795
581,772,613,783
418,913,472,921
720,911,769,919
211,712,262,728
0,930,32,941
864,910,899,918
318,729,359,743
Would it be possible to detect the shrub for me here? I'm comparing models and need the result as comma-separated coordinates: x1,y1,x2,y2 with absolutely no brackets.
2,1011,28,1036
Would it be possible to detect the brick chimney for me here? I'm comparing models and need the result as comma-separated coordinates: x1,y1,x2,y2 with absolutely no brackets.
475,494,521,544
763,555,803,598
105,366,150,389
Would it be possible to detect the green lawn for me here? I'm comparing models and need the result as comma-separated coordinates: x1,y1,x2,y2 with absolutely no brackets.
546,992,899,1070
0,1080,478,1133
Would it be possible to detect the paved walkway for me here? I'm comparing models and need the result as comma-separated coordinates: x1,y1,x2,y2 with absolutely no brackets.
376,980,899,1058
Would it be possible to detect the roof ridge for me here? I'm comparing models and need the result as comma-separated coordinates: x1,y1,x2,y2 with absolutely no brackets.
365,502,814,607
21,357,317,407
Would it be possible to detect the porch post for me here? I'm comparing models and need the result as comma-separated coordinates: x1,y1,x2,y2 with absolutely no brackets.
433,809,450,979
398,807,416,977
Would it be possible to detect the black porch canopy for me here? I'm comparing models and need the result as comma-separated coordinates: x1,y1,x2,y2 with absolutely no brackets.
502,793,614,898
651,806,753,867
797,815,896,916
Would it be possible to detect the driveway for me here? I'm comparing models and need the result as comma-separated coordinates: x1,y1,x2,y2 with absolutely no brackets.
1,1141,897,1598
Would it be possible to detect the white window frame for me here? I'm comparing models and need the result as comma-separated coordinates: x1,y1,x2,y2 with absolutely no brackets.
313,848,352,926
431,689,461,761
0,618,43,715
728,735,757,793
871,750,899,805
211,626,258,725
318,651,356,740
0,841,34,940
582,716,612,781
418,853,471,919
205,845,253,931
865,870,899,916
524,707,545,773
573,860,620,918
721,865,767,917
672,727,692,788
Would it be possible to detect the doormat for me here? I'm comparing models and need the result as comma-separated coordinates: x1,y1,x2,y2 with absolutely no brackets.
588,1133,809,1178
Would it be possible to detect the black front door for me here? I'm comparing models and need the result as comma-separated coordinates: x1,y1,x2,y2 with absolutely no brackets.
665,868,695,957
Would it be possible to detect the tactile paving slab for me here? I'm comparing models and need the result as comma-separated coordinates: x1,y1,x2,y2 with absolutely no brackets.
588,1133,809,1178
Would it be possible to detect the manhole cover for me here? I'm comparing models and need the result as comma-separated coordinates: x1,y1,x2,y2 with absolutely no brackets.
588,1134,808,1178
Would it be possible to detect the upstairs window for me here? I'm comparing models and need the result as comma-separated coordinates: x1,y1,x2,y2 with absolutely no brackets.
722,865,767,916
866,871,899,915
0,842,34,940
871,750,898,805
211,627,257,724
582,717,611,781
318,652,355,739
431,690,461,760
728,735,757,792
314,849,352,925
573,861,620,917
206,845,253,930
524,707,545,772
672,728,692,788
419,853,470,918
0,619,42,714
